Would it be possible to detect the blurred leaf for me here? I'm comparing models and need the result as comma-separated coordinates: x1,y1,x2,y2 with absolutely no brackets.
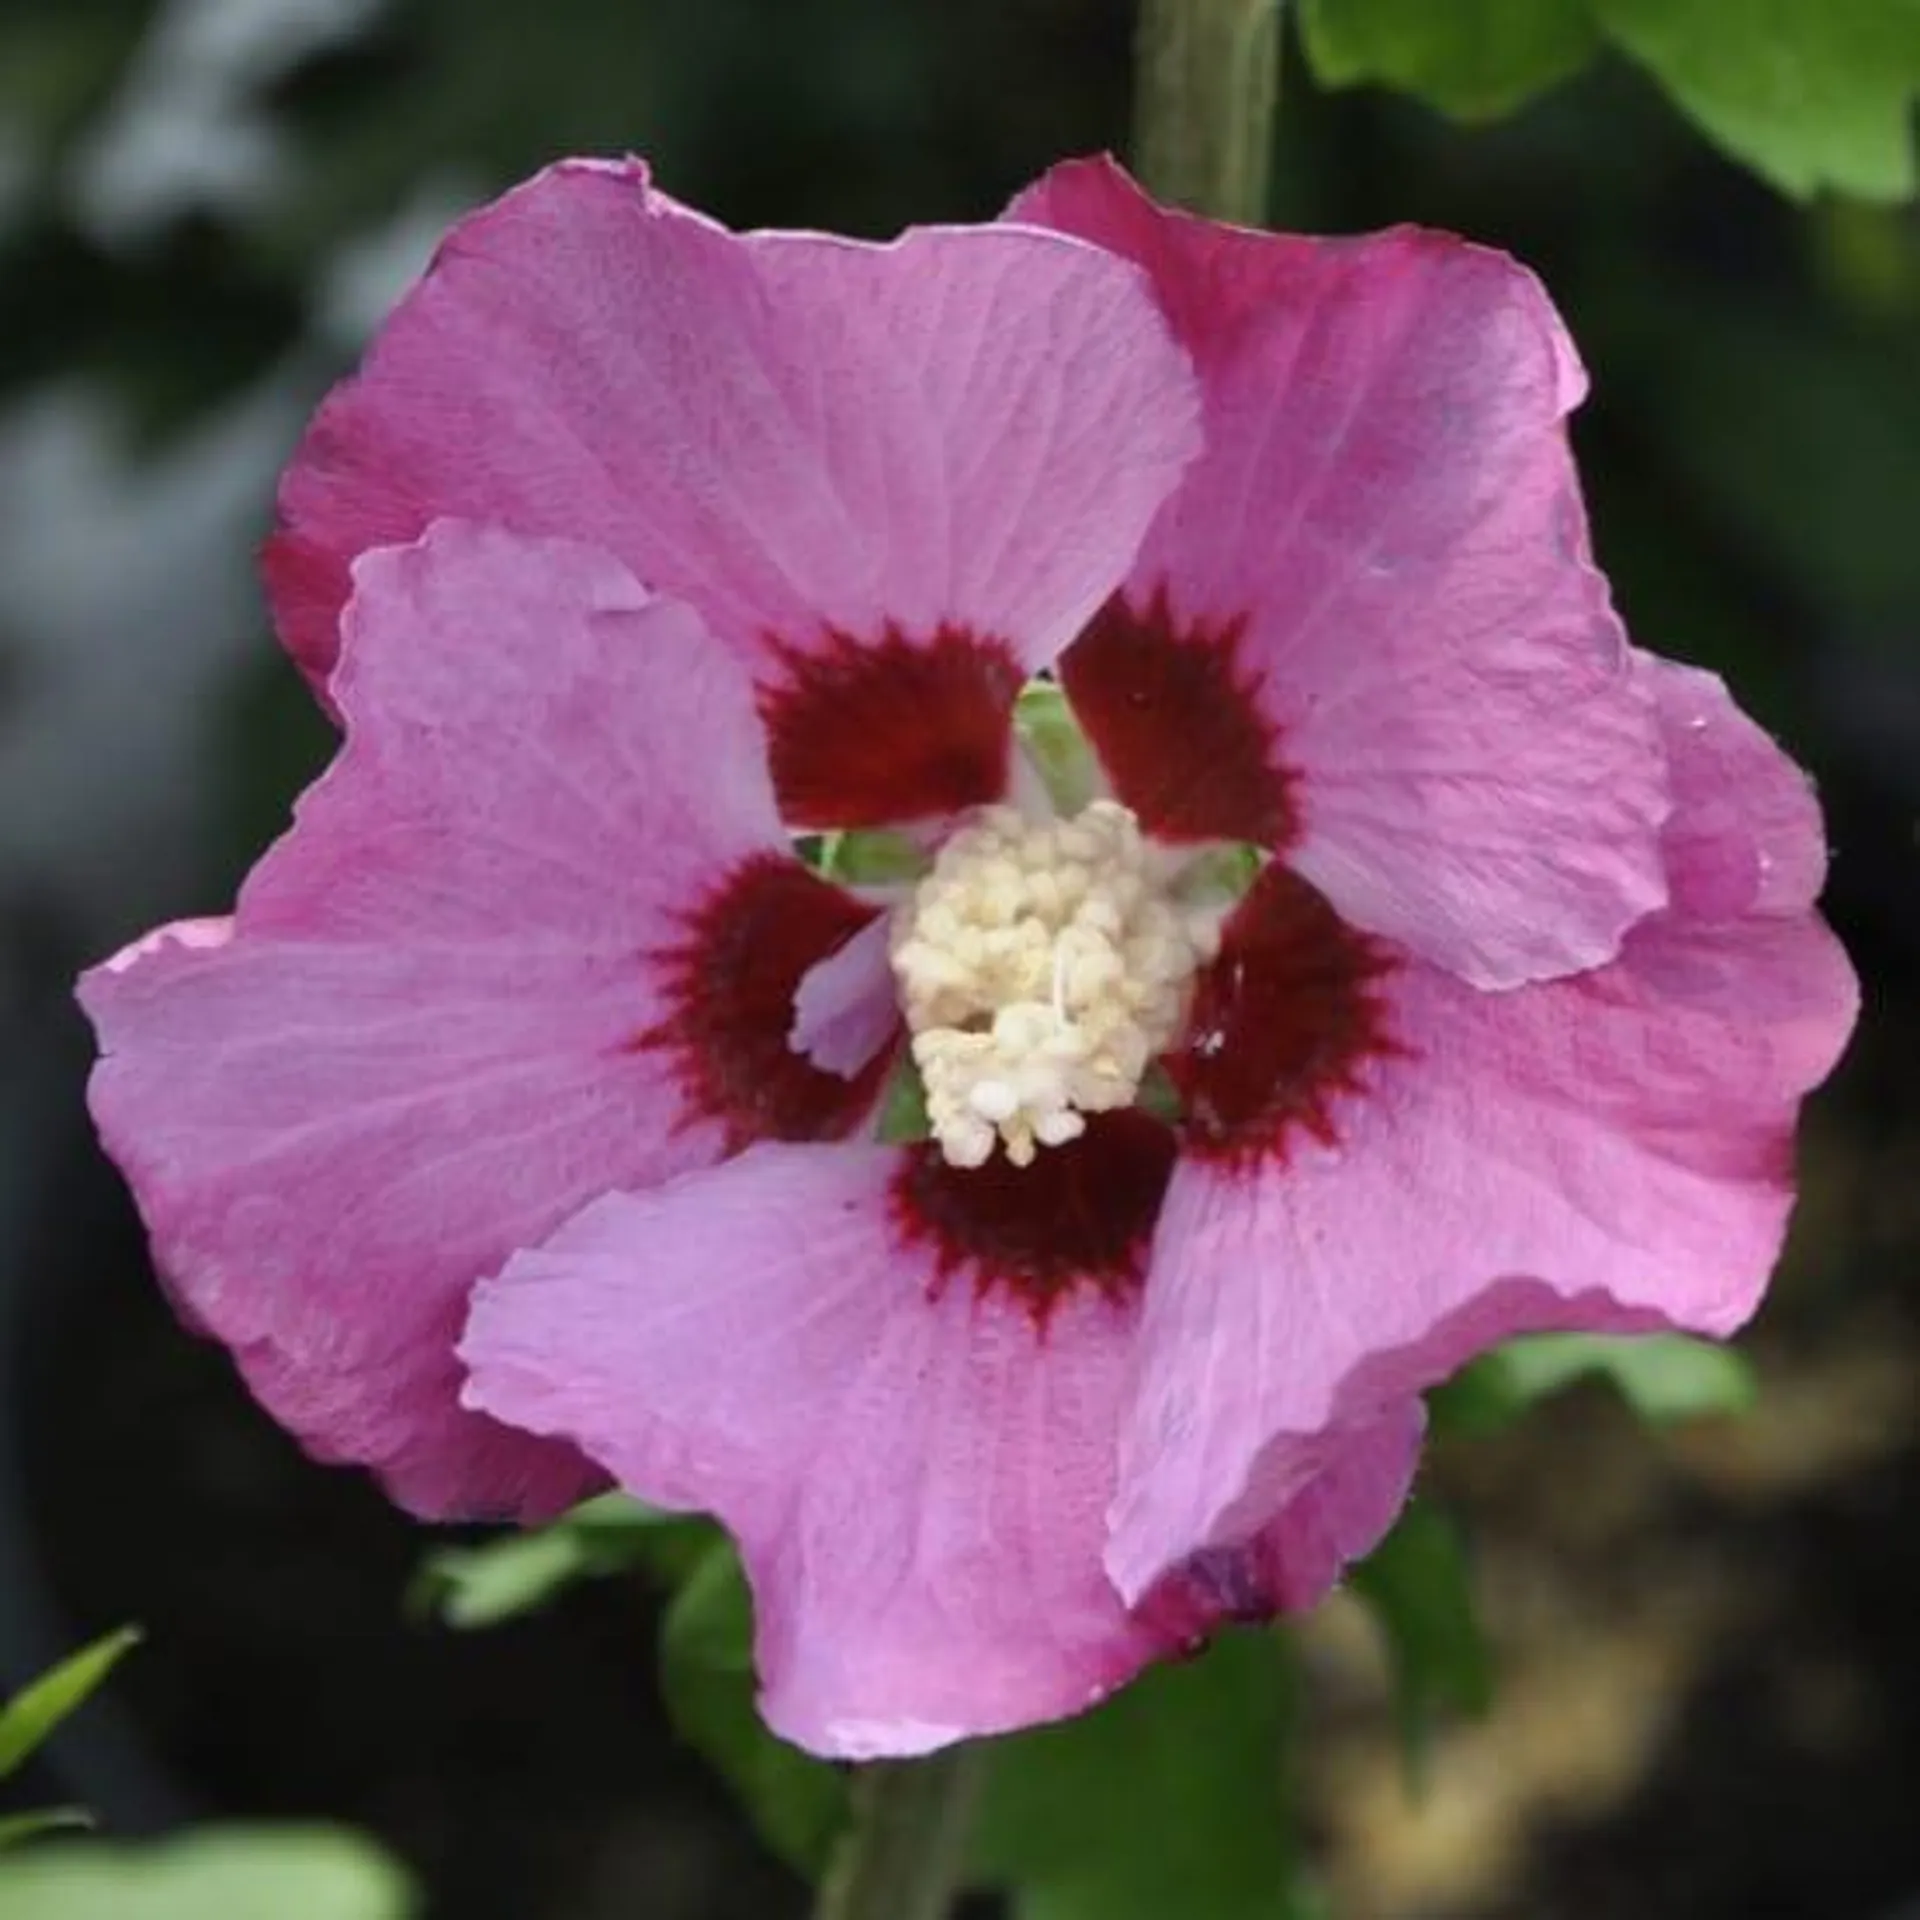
0,6,148,152
0,1810,93,1850
1617,291,1920,627
971,1631,1300,1919
1810,197,1920,322
1594,0,1920,201
1349,1503,1492,1784
0,1827,414,1919
0,1628,141,1780
1300,0,1920,201
1299,0,1600,121
413,1527,599,1630
414,1494,712,1629
1432,1331,1757,1436
658,1543,849,1877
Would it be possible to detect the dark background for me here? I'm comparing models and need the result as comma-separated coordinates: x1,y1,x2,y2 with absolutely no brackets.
1,3,1917,1916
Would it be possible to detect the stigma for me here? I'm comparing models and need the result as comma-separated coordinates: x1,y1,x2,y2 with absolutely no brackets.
889,801,1222,1169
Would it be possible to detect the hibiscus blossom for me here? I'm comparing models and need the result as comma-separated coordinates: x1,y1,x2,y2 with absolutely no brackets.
80,156,1856,1758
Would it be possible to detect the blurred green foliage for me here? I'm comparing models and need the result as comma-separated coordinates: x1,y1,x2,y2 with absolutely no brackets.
1432,1331,1758,1435
412,1491,709,1627
3,0,1915,868
418,1503,850,1875
1302,0,1920,198
0,1627,140,1782
1349,1504,1493,1786
0,1627,141,1847
1300,0,1600,122
971,1630,1304,1920
0,1827,415,1919
658,1542,851,1878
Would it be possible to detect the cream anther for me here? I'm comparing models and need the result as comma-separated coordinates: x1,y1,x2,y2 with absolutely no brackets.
889,800,1221,1168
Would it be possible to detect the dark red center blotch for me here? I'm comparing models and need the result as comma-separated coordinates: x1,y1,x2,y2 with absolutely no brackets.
1060,585,1298,849
891,1110,1176,1325
636,854,895,1153
759,624,1024,830
1169,864,1400,1169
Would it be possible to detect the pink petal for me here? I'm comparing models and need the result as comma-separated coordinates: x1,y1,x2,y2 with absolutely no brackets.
464,1117,1404,1753
461,1139,1163,1754
1639,651,1827,919
1249,1398,1425,1611
1015,157,1668,989
1111,903,1856,1605
1135,1399,1423,1634
81,523,883,1518
273,161,1201,827
790,914,900,1077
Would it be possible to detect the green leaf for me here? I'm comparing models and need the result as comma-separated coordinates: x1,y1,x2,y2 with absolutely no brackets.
658,1543,849,1877
414,1495,715,1628
0,1810,94,1849
1299,0,1600,121
1349,1502,1492,1785
0,1628,142,1780
1431,1331,1757,1437
0,1828,414,1919
1594,0,1920,201
971,1630,1301,1920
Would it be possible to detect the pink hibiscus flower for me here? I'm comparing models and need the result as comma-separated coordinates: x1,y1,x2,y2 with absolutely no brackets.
80,156,1857,1758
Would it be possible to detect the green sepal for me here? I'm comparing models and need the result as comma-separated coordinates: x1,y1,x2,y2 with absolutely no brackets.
804,830,929,886
875,1054,933,1144
1014,680,1101,816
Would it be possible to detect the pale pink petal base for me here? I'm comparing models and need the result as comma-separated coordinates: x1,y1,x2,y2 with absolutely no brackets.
82,524,830,1517
1016,157,1669,988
